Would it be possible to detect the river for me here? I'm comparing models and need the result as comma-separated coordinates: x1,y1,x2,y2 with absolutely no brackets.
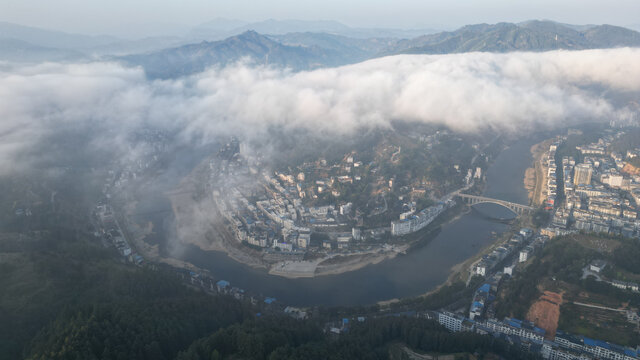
134,135,543,307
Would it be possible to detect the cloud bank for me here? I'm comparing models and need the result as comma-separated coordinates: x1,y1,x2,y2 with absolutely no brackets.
1,48,639,174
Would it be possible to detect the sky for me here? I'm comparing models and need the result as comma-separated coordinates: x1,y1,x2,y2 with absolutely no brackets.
2,0,640,37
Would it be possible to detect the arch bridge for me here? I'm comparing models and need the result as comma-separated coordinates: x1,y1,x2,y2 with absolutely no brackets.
456,193,534,215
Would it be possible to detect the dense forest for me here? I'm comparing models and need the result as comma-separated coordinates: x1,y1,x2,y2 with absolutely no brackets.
0,229,253,360
0,222,539,359
176,316,538,360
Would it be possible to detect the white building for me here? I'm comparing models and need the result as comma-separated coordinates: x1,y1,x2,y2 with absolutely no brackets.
438,311,463,332
574,164,593,186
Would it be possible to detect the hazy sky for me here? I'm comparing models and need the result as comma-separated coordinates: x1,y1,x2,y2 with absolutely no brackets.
2,0,640,37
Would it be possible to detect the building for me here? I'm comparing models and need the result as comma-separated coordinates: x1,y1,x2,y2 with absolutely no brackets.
391,201,450,236
504,265,514,276
272,239,293,251
391,219,412,236
336,235,351,249
434,310,640,360
589,260,607,273
574,164,593,186
438,311,464,332
483,318,546,343
216,280,230,292
339,202,353,216
297,232,310,248
475,262,488,276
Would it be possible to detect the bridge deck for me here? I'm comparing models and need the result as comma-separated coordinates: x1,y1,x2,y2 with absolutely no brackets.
455,193,533,214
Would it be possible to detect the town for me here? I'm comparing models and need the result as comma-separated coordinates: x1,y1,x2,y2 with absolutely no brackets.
206,133,472,276
88,126,640,360
448,129,640,360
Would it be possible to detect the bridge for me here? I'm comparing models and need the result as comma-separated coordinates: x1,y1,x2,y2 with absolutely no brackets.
455,193,534,215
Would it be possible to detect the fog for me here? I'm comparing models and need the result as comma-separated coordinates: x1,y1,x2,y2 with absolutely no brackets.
1,48,639,175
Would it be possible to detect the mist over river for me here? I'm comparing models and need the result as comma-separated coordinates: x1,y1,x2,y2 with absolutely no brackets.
134,136,543,306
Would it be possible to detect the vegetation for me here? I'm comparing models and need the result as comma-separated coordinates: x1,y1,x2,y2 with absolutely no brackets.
531,207,550,228
559,298,640,346
0,228,544,360
612,241,640,274
495,233,640,346
495,235,597,319
0,230,253,360
609,128,640,154
388,276,485,313
176,316,539,360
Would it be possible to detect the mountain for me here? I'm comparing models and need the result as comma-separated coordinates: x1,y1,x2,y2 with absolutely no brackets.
582,24,640,47
384,20,640,55
228,19,352,36
0,21,118,49
188,18,351,41
0,22,191,60
268,32,398,64
0,38,84,62
122,21,640,79
188,18,440,41
83,36,187,56
121,31,345,78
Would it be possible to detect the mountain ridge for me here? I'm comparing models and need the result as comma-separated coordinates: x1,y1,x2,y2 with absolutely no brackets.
120,30,338,78
384,21,640,55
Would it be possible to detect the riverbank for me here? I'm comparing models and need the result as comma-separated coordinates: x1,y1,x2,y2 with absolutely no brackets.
122,134,545,306
166,159,269,271
526,138,554,206
163,153,429,279
123,198,206,273
269,244,409,278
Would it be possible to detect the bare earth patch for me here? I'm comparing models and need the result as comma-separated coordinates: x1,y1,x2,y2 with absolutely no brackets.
527,291,563,339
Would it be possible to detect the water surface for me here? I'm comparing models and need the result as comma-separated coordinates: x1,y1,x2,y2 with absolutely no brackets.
135,136,543,306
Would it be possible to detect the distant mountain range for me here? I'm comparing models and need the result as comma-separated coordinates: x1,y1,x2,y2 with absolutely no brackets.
384,20,640,55
0,37,84,62
0,21,117,50
120,31,340,78
120,30,406,78
2,20,640,77
0,21,186,60
187,18,440,41
122,20,640,78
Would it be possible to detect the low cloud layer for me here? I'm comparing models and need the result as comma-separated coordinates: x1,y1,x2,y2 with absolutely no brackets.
1,48,639,174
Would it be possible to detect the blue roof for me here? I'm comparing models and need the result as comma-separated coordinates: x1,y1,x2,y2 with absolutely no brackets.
625,349,637,356
508,319,523,328
216,280,230,287
534,327,546,335
478,284,491,293
264,297,276,304
582,337,610,349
